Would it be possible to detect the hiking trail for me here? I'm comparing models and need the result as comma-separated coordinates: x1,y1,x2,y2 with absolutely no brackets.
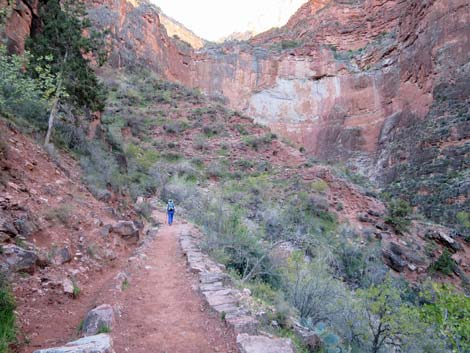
104,210,237,353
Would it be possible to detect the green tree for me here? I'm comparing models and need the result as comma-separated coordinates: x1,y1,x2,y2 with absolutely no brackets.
0,46,50,123
420,283,470,353
27,0,108,145
356,276,442,353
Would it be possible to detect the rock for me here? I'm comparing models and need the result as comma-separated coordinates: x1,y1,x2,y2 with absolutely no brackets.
100,225,113,238
425,229,462,252
62,278,74,295
382,248,407,272
293,323,322,352
82,304,115,336
237,334,295,353
32,334,115,353
1,244,38,273
367,209,383,217
0,211,18,237
55,247,72,265
112,221,139,242
96,189,112,203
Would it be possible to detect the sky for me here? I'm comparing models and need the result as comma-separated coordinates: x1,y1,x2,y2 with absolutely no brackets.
151,0,308,41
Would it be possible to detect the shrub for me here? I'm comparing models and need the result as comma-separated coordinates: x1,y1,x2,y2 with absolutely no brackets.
193,135,209,151
202,123,224,137
207,160,229,179
44,204,73,225
0,276,16,353
0,46,48,128
310,180,329,193
385,198,412,233
243,134,275,150
163,120,189,134
429,249,457,275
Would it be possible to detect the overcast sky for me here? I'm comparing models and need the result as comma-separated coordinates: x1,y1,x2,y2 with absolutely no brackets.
151,0,308,41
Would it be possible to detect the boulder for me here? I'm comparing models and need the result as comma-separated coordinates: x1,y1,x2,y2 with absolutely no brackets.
112,221,139,242
82,304,115,336
237,334,296,353
62,278,75,295
55,247,72,265
425,229,462,252
0,211,18,237
100,225,112,238
33,334,115,353
1,244,38,273
382,248,407,272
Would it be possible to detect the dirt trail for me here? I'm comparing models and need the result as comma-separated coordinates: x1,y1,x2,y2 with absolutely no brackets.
110,211,237,353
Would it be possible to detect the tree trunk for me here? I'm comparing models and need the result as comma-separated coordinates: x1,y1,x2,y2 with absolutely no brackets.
44,50,67,146
44,97,58,146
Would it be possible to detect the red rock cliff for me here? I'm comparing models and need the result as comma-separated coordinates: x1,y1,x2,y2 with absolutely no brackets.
186,0,470,174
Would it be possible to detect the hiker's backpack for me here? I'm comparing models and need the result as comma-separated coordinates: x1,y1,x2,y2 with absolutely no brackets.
168,201,175,211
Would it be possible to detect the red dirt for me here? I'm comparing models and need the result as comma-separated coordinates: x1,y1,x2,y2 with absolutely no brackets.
106,211,237,353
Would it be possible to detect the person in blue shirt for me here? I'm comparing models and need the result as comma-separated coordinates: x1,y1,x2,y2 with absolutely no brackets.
166,199,175,225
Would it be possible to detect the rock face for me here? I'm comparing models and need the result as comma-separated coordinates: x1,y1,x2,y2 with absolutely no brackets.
1,0,39,53
82,304,115,336
32,334,115,353
84,0,191,83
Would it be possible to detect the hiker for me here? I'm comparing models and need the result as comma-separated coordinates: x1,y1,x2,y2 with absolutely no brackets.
166,199,175,225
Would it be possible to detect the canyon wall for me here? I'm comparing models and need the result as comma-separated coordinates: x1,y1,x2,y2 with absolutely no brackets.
2,0,469,225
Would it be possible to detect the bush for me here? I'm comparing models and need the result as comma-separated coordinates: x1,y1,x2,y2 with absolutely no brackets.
163,120,189,134
429,249,457,275
310,180,329,193
0,276,16,353
44,204,73,225
385,198,412,233
0,46,48,129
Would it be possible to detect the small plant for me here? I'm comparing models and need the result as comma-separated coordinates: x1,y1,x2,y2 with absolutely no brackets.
44,204,73,226
220,311,226,322
72,281,81,299
121,278,129,291
310,180,329,193
385,198,412,234
97,324,111,334
429,249,457,275
76,320,84,334
0,275,16,353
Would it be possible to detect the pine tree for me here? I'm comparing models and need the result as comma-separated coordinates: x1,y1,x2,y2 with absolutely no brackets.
27,0,108,145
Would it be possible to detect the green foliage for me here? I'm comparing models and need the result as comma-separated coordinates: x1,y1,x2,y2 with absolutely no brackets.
0,276,16,353
72,281,81,299
429,249,457,275
0,46,48,126
121,278,129,291
310,179,329,193
27,0,108,112
243,133,276,150
44,204,73,225
97,324,111,334
385,198,412,233
420,283,470,353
